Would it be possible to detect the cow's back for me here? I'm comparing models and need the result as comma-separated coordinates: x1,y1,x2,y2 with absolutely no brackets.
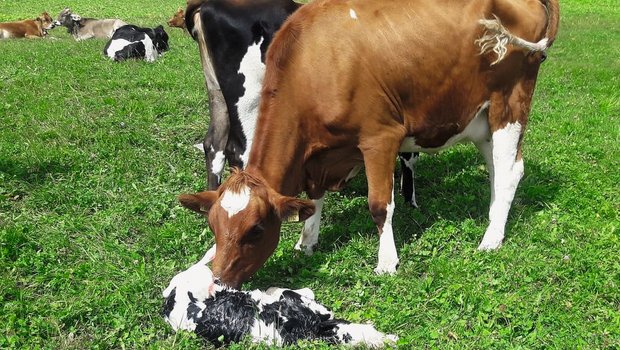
262,0,549,147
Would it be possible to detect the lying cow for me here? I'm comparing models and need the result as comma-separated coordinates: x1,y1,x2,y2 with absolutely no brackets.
0,12,55,39
55,7,127,41
103,25,169,62
162,246,397,347
167,8,185,29
178,0,560,289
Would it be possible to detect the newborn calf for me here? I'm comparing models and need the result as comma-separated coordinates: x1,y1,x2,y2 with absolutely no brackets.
103,25,169,62
162,246,397,347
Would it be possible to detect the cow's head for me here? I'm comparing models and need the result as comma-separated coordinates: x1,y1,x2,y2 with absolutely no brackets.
167,8,185,28
152,25,170,53
178,169,315,289
55,8,81,28
36,12,55,32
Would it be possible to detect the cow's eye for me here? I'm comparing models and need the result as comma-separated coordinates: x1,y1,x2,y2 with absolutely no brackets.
242,224,264,243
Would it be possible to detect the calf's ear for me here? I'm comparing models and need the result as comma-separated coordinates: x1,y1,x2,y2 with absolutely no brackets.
273,196,315,223
178,191,219,215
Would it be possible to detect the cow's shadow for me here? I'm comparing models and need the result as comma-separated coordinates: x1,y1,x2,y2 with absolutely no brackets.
249,145,561,289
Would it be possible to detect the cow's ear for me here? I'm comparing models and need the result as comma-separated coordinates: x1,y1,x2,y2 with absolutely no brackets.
273,196,315,222
178,191,219,215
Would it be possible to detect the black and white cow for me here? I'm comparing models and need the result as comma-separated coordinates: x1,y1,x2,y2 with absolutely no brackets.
185,0,419,255
103,25,169,62
185,0,301,188
162,246,397,347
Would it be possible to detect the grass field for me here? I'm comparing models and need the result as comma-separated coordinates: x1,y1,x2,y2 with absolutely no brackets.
1,0,618,348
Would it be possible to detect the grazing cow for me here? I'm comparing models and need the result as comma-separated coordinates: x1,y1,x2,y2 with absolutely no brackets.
103,25,169,62
0,12,55,39
179,0,560,289
167,8,186,29
185,0,420,255
162,245,397,347
55,8,127,41
185,0,301,188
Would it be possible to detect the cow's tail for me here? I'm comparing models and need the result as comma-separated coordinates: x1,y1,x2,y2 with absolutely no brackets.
476,0,560,65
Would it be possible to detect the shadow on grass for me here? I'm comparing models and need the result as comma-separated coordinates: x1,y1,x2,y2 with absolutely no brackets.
0,157,74,187
250,146,561,288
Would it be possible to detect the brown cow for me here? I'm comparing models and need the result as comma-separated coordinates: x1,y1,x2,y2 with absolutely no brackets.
0,12,55,39
179,0,560,289
167,8,185,29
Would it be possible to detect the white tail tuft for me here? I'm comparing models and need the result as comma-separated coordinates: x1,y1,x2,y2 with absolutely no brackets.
476,15,550,65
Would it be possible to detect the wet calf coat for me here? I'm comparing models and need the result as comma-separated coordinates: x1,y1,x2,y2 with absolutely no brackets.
179,0,560,288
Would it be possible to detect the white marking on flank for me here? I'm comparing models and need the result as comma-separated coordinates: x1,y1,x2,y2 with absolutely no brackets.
399,101,490,153
236,38,265,167
105,38,132,59
220,186,251,217
349,9,358,20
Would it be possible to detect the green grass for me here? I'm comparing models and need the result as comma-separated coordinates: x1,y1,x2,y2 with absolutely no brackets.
1,0,618,348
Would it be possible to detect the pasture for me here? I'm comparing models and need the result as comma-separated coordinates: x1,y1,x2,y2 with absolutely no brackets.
1,0,618,348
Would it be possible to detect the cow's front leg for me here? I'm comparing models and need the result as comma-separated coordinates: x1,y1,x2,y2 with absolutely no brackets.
202,116,229,190
295,196,324,255
362,141,400,274
194,11,230,190
478,121,524,250
398,152,419,208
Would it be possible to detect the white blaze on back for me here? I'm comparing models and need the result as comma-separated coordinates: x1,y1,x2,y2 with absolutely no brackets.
220,186,251,217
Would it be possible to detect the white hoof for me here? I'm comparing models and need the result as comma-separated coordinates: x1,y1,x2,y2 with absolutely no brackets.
477,239,503,251
294,241,315,256
374,259,399,275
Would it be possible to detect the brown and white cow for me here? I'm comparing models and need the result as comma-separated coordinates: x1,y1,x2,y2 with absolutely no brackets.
0,12,55,39
179,0,560,288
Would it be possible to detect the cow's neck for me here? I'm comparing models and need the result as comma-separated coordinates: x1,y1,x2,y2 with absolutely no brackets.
245,111,305,197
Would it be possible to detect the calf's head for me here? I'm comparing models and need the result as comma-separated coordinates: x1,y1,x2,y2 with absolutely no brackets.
167,8,185,28
36,12,55,32
178,170,314,289
152,25,169,53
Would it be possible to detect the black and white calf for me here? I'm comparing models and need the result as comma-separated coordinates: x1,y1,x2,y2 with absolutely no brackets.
162,246,397,347
103,25,169,62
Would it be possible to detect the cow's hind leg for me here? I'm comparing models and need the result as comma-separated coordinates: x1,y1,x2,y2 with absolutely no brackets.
294,196,324,255
398,152,419,207
194,12,230,190
478,94,528,250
